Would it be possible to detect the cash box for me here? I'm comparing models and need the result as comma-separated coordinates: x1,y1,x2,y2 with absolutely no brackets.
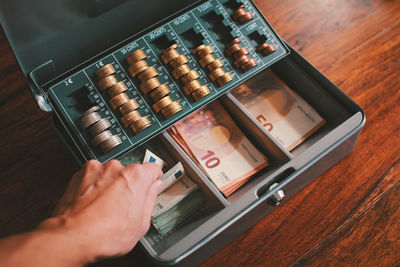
0,0,365,265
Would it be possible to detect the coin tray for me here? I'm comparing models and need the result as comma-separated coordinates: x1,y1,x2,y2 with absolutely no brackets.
45,0,289,163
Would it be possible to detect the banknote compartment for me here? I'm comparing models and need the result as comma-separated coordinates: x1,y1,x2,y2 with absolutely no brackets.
215,95,293,201
136,132,228,256
269,58,354,157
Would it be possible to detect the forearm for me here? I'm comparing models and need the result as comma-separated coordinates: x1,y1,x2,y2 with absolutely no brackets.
0,217,95,267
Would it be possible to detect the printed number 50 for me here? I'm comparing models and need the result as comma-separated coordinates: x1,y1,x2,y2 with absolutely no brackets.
256,115,273,131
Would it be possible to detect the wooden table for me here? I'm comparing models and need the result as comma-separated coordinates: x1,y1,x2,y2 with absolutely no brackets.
0,0,399,265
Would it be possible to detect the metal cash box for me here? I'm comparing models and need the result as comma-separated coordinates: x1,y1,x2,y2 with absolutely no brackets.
0,0,365,265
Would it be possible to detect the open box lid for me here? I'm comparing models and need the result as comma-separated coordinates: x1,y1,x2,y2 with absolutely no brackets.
0,0,200,111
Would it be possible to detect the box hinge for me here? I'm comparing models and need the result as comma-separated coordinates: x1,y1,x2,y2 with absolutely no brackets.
29,60,56,112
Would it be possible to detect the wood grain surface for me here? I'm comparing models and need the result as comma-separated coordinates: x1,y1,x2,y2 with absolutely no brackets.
0,0,399,266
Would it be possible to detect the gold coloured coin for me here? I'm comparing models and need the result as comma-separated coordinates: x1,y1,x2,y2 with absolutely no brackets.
257,43,276,56
89,118,112,136
191,85,210,101
216,72,233,86
128,60,148,77
192,44,206,54
140,77,161,94
95,64,116,79
181,70,200,83
152,96,173,113
241,58,257,72
183,79,201,95
99,134,122,153
232,5,246,20
232,47,249,60
126,49,147,64
161,49,180,64
234,55,250,68
238,12,253,24
149,84,171,102
209,67,225,82
171,64,191,79
97,75,118,91
230,38,242,45
109,93,130,109
130,116,152,134
165,43,179,51
169,55,189,69
107,81,128,98
197,45,214,58
199,54,215,67
138,66,159,82
91,130,112,147
119,98,140,115
160,101,183,119
207,58,224,72
82,106,100,116
79,112,101,129
121,110,141,128
225,43,242,57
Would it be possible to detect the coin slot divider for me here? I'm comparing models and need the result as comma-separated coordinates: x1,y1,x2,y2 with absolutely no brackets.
221,92,293,161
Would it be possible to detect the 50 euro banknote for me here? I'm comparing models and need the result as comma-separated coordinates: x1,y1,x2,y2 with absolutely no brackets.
231,69,325,151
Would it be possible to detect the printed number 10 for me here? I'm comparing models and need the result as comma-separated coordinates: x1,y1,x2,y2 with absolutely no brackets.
200,150,220,169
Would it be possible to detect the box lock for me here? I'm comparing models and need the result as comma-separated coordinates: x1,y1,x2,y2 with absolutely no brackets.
268,183,285,206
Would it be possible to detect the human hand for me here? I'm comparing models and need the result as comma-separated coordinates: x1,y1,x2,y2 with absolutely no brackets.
39,160,163,264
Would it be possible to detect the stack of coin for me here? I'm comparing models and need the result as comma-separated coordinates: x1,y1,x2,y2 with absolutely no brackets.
95,62,151,134
80,106,122,153
256,42,276,56
231,5,253,24
126,49,149,78
192,44,233,87
225,38,257,72
127,47,182,120
118,98,152,133
163,43,210,102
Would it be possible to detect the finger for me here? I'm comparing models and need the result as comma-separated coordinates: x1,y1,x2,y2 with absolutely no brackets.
77,160,104,194
100,159,124,183
125,162,162,189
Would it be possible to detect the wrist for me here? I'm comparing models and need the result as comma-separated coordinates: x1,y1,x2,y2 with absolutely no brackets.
37,216,98,266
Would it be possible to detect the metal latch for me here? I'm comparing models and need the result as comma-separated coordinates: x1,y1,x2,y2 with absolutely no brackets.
268,183,285,206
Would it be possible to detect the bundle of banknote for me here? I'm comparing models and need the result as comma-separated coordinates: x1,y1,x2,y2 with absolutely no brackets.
151,176,205,235
168,101,269,197
142,150,205,235
231,69,325,151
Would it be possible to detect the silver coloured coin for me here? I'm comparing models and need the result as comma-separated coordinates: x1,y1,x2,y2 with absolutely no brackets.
99,134,122,153
82,106,100,116
91,130,112,147
89,118,111,136
79,112,101,129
